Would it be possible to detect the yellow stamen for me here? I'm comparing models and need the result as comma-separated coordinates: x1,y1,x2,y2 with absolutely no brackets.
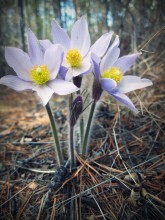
101,67,123,83
66,49,82,68
31,65,49,85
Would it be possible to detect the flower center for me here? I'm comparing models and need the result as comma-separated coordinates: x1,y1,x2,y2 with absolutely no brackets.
101,67,123,83
66,49,82,68
30,65,49,85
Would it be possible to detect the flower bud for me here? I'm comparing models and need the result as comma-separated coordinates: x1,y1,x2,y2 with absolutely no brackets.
92,79,103,102
70,95,83,127
73,76,82,88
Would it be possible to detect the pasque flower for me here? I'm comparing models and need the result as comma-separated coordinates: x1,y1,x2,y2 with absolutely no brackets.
0,29,79,105
91,37,153,113
70,31,114,88
39,18,114,82
51,16,92,80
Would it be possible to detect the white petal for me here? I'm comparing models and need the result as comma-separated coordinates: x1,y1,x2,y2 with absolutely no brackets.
71,16,91,57
91,52,101,65
114,53,140,73
66,59,91,78
100,46,120,72
111,92,139,113
28,29,44,65
109,35,120,50
39,40,52,51
65,69,74,81
91,32,113,58
33,85,54,106
44,45,64,80
0,75,34,91
100,78,117,92
5,47,33,81
51,19,70,51
116,76,153,93
82,65,93,76
48,79,79,95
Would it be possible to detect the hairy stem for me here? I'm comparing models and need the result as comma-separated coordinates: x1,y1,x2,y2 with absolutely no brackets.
80,116,84,146
69,126,75,168
69,95,75,169
82,101,96,156
45,102,64,165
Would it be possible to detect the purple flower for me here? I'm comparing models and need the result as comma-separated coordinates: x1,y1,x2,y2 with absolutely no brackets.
91,37,153,113
51,17,92,80
0,29,79,106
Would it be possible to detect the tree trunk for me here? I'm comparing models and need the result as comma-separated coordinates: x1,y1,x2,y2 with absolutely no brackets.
18,0,25,50
74,0,80,19
52,0,61,25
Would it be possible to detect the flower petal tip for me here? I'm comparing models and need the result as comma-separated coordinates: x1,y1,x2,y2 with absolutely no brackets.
51,19,57,26
134,108,139,115
28,28,33,35
80,16,86,21
143,78,153,84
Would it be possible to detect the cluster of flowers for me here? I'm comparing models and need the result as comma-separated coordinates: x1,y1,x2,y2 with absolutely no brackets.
0,17,152,113
0,16,154,166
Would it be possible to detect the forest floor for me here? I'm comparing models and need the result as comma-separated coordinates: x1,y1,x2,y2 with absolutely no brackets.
0,78,164,220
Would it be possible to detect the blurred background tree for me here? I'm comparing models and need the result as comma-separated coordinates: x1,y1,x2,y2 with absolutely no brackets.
0,0,164,77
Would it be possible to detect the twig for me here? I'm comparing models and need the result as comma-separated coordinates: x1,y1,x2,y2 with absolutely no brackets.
55,152,165,207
